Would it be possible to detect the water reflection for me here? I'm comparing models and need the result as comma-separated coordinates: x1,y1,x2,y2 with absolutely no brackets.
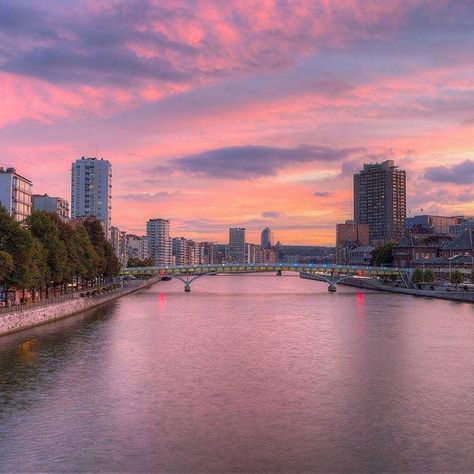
0,275,473,472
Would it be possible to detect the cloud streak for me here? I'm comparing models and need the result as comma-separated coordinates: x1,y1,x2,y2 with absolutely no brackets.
171,145,361,179
424,159,474,185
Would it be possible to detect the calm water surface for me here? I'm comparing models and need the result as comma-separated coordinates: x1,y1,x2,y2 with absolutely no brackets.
0,274,473,472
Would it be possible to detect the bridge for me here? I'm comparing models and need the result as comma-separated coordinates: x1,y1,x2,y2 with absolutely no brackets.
121,263,410,292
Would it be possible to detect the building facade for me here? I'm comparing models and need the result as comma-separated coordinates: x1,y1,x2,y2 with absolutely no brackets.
228,227,246,262
172,237,188,266
71,157,112,239
0,167,32,222
147,218,172,266
261,227,274,249
406,215,461,235
354,160,406,243
126,234,149,262
33,194,69,220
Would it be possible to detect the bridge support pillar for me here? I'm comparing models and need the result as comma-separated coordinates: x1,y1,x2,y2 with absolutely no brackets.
184,283,191,292
328,284,337,292
276,270,282,276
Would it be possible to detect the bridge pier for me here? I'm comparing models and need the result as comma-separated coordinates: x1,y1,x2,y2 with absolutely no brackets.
276,270,282,276
328,284,337,292
184,283,191,292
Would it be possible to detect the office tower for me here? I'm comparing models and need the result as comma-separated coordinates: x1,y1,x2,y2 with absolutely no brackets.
261,227,274,249
228,227,246,262
147,218,172,266
354,160,406,242
33,194,69,221
71,157,112,239
0,167,32,222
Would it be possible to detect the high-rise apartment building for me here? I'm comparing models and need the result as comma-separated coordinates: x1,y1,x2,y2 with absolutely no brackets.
33,194,69,221
261,227,274,249
147,218,172,266
172,237,188,266
0,167,32,222
71,157,112,239
354,160,406,242
228,227,246,262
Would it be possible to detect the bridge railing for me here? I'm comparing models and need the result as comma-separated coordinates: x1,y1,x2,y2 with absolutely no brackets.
121,262,405,276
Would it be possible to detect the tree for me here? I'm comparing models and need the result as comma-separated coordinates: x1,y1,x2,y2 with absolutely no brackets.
71,223,100,284
423,268,435,283
411,267,423,284
372,243,394,266
0,250,14,287
450,270,464,288
470,269,474,284
0,205,46,292
83,218,120,280
26,211,69,293
127,257,154,267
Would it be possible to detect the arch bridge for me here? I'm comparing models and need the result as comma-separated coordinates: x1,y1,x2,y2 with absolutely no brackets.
121,263,409,292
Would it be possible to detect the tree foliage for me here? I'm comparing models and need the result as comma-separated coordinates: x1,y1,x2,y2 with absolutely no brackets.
127,257,154,267
0,206,120,297
450,270,464,287
0,250,14,286
411,267,423,284
371,243,394,266
423,268,435,283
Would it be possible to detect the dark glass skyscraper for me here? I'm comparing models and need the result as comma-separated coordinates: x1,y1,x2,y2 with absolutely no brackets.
354,160,406,243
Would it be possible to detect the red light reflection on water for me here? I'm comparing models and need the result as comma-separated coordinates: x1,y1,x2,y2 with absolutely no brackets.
357,292,365,305
158,292,166,311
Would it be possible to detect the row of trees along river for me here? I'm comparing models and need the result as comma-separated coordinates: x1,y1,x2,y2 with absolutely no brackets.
0,206,120,303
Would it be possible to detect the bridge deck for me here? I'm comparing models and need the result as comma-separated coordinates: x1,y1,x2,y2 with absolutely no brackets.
121,263,404,277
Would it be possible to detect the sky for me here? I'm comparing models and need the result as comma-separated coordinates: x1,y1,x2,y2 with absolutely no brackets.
1,0,473,245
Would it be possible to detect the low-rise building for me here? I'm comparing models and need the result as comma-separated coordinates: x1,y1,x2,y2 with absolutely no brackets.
33,194,69,220
392,234,453,268
348,245,374,266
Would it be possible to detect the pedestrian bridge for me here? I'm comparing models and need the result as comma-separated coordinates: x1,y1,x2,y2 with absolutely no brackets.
121,263,409,292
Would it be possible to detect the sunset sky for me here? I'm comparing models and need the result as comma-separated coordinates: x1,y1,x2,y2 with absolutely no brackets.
1,0,473,245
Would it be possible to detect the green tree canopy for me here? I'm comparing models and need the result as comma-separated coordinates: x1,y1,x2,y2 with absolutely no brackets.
0,250,14,287
423,268,435,283
371,243,394,266
450,270,464,287
26,211,69,286
411,267,423,284
83,218,120,278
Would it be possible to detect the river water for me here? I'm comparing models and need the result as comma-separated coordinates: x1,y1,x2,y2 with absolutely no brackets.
0,274,473,472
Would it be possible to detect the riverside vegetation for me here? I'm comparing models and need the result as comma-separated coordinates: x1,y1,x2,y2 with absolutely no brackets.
0,206,120,304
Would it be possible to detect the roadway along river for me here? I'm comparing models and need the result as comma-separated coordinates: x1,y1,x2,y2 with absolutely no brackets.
1,274,473,472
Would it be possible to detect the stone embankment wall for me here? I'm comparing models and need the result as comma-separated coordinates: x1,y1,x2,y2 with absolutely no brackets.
300,273,474,303
0,277,160,337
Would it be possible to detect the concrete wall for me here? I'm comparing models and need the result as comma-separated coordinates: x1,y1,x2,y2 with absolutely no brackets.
0,278,160,337
339,276,474,303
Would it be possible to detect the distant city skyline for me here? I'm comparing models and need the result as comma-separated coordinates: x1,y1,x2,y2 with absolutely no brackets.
1,1,473,244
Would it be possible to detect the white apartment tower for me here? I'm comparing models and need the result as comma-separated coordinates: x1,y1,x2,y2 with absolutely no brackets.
71,157,112,239
147,218,172,266
0,167,32,222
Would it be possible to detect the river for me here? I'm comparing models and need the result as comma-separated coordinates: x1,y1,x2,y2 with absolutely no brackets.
0,274,473,472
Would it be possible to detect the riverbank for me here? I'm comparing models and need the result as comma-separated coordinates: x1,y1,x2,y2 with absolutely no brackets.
0,277,161,337
300,273,474,303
